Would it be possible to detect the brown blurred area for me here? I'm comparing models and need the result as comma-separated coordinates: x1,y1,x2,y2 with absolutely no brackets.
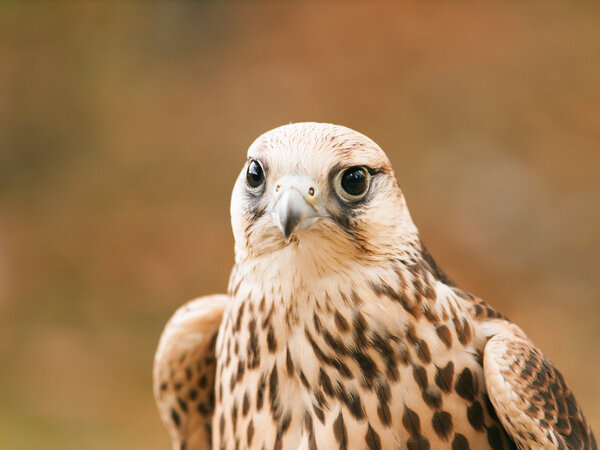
1,3,599,448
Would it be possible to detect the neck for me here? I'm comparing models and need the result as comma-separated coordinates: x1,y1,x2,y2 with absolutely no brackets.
228,238,448,332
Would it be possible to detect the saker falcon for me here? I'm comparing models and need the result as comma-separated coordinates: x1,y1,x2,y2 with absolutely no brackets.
153,123,596,450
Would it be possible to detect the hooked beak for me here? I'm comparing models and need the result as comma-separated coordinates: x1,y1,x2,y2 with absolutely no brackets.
271,177,323,242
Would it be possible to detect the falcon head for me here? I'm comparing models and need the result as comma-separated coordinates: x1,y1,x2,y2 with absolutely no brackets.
230,123,420,273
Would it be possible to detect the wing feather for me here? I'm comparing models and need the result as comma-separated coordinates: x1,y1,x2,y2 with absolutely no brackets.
153,295,228,450
484,334,596,449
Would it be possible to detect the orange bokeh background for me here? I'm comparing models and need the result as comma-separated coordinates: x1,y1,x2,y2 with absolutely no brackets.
1,3,599,448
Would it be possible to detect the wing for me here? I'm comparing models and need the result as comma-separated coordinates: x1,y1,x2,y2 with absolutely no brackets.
484,334,596,449
153,295,228,450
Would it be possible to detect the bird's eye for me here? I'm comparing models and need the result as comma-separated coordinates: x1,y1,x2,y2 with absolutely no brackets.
339,166,369,199
246,160,264,188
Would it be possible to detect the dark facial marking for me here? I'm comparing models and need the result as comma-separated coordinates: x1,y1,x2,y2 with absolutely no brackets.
243,191,267,224
325,162,382,232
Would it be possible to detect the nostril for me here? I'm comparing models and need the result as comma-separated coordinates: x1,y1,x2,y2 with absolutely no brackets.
308,187,315,196
276,185,281,192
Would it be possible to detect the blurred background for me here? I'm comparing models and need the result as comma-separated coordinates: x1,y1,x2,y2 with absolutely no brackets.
1,3,599,449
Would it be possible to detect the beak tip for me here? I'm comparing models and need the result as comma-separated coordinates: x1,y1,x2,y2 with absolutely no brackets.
282,211,300,241
272,187,319,242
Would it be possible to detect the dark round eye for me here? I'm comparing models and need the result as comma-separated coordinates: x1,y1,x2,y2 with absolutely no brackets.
340,166,368,197
246,160,264,188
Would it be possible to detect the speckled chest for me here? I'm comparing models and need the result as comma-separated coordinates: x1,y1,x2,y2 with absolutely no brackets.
212,285,516,450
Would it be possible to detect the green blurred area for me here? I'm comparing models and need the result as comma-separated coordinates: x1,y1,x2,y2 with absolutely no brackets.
1,3,599,448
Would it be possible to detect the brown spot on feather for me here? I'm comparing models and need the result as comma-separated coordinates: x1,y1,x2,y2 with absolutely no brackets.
436,324,453,348
365,424,382,450
432,410,453,440
333,412,348,450
435,361,454,393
